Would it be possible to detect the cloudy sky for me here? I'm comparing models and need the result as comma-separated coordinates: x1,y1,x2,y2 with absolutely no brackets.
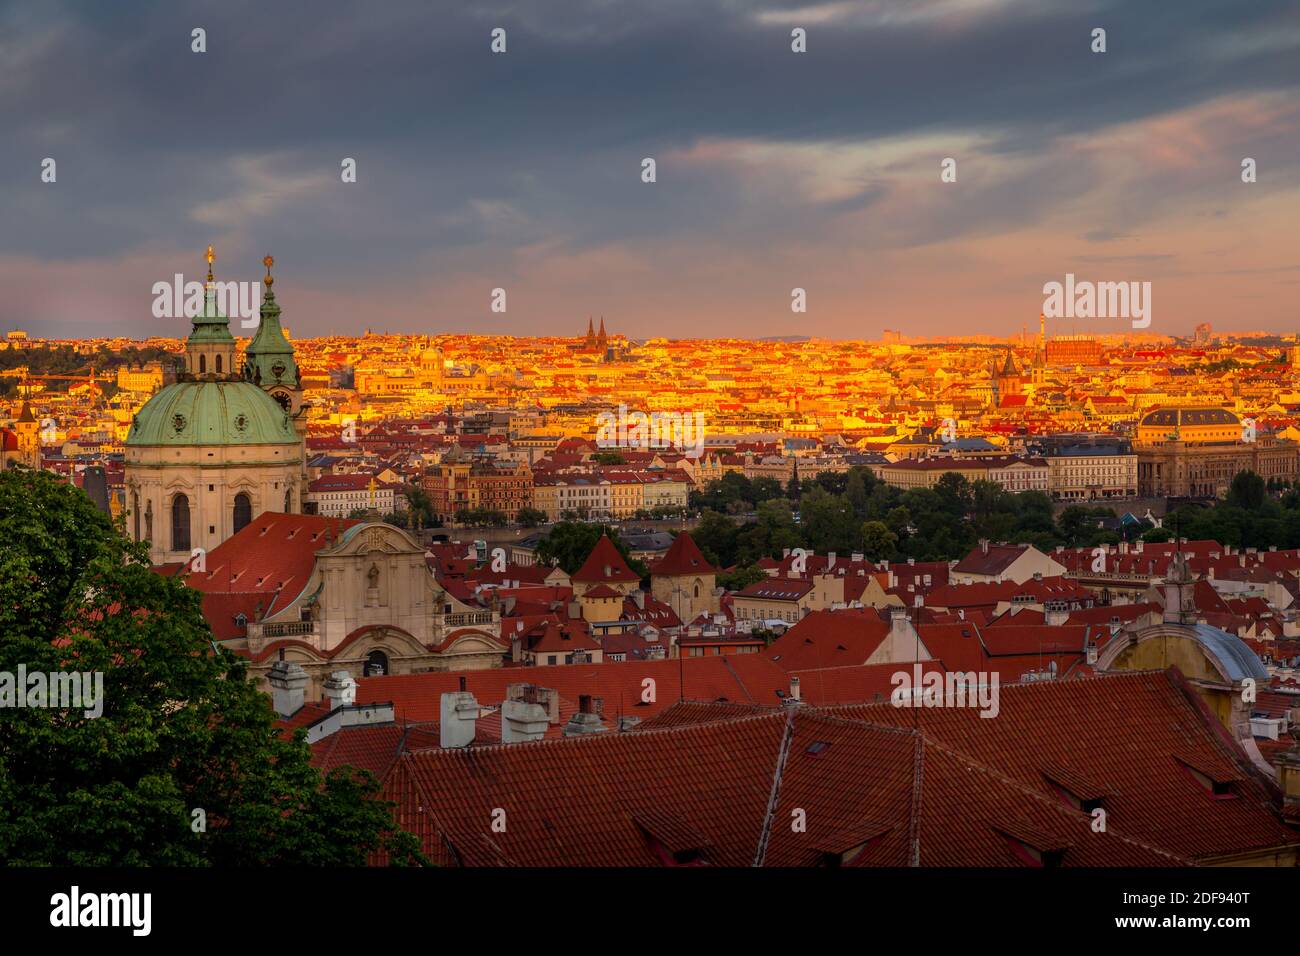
3,0,1299,341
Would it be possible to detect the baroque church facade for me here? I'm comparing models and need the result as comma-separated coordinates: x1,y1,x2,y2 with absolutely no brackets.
124,249,307,565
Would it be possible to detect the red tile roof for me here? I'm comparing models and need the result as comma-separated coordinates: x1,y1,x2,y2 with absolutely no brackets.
764,608,892,671
572,535,640,584
184,513,360,607
650,532,716,577
376,670,1291,867
953,543,1044,577
354,655,794,725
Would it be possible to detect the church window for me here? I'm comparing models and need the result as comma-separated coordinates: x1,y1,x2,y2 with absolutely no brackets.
233,493,252,534
171,494,191,552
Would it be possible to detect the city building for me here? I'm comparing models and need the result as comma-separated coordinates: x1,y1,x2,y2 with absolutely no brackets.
124,251,305,564
1134,406,1298,497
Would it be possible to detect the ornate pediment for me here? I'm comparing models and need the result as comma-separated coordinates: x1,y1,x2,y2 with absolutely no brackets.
331,521,422,558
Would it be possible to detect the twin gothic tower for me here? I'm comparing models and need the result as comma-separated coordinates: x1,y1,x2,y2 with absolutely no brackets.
124,249,306,565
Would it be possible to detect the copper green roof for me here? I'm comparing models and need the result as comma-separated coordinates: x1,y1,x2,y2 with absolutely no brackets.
187,287,236,345
244,285,298,388
126,380,298,446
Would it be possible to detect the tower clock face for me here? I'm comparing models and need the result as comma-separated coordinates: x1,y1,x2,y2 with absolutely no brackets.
273,392,290,412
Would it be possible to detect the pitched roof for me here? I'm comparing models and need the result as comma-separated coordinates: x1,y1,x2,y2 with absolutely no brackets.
650,532,716,577
184,513,361,618
376,670,1292,867
953,543,1045,577
764,609,893,671
572,535,640,583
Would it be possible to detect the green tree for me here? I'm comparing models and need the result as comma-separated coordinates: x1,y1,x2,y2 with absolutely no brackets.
860,521,898,561
691,510,740,568
737,498,802,563
0,469,424,866
717,564,765,591
1227,470,1266,511
536,521,647,577
844,468,870,518
799,486,859,554
404,485,436,529
516,507,547,528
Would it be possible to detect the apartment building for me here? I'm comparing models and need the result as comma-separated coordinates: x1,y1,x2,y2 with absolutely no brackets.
305,473,399,517
422,459,532,521
877,455,1048,493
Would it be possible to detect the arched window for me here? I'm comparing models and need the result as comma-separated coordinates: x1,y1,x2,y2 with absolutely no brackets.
694,583,700,598
233,492,252,534
171,493,191,552
215,354,222,374
199,354,207,374
364,650,389,677
284,488,292,513
133,492,140,541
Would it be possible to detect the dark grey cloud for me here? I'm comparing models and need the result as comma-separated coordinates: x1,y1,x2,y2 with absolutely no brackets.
1,0,1299,337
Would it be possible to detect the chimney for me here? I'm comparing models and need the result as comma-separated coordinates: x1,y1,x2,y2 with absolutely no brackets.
563,694,608,736
1032,571,1043,582
440,686,482,748
782,548,792,559
851,552,864,563
617,715,641,732
788,675,802,702
1134,539,1143,554
633,589,646,610
321,669,357,710
979,538,989,555
827,552,836,570
1119,541,1129,555
501,684,554,743
1086,639,1099,666
890,606,910,640
1044,603,1069,627
267,660,308,718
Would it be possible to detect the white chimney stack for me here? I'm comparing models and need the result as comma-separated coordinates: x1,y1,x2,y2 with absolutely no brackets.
321,669,357,710
501,684,554,743
440,678,481,748
267,660,309,718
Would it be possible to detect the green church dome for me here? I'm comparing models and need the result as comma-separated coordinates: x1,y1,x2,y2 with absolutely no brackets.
126,380,298,447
